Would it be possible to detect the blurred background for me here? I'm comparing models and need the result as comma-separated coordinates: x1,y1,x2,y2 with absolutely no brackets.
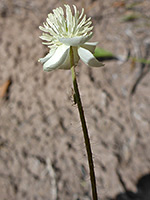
0,0,150,199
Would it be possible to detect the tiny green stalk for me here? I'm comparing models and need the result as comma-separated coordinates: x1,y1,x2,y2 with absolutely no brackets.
70,46,98,200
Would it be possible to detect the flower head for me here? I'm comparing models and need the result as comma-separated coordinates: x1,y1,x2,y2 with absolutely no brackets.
39,5,104,71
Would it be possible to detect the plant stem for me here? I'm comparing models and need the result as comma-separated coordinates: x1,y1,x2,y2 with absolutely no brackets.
70,47,98,200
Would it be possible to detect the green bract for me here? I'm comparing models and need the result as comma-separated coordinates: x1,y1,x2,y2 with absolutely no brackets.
39,4,104,71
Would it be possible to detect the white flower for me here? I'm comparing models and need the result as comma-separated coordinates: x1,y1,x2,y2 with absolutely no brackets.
39,5,104,71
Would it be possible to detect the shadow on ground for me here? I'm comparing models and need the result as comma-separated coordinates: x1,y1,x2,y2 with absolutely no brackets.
112,174,150,200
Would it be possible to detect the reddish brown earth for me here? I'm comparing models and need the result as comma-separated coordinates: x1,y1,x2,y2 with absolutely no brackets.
0,0,150,200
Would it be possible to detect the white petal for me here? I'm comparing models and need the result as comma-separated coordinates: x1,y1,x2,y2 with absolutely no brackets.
39,49,56,64
59,33,93,46
81,42,98,53
78,47,104,67
59,47,79,70
43,45,70,71
39,53,52,64
84,42,99,46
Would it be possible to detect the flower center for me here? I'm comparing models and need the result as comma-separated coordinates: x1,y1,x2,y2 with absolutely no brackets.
39,5,93,48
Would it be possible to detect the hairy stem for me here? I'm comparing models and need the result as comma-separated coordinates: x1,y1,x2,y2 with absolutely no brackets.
70,47,98,200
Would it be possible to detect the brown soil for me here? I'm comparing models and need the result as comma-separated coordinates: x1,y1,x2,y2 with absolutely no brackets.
0,0,150,200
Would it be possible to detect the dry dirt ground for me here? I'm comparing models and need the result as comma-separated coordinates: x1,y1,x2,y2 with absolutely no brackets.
0,0,150,200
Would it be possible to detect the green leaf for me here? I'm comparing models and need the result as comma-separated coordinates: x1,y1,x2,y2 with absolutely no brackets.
94,47,115,58
121,13,141,22
132,57,150,64
126,2,143,9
